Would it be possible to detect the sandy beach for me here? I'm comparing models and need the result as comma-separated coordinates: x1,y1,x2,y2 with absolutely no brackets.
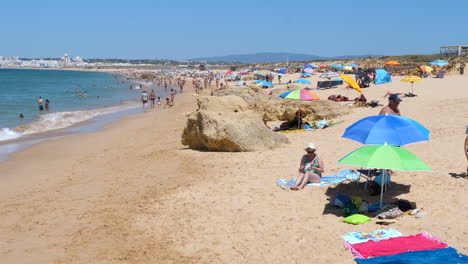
1,72,467,264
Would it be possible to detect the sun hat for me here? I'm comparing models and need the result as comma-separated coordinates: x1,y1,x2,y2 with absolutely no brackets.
305,143,316,150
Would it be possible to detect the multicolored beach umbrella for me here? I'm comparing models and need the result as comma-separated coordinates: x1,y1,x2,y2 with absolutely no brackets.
401,75,423,94
429,59,449,66
419,66,433,73
279,89,320,101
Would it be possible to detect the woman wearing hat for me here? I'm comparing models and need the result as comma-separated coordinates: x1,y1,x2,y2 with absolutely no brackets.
290,143,324,190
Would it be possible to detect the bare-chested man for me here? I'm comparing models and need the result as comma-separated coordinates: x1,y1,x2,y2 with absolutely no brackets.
379,94,402,116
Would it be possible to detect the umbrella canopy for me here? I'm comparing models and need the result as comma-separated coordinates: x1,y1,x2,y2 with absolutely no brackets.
331,64,344,69
294,79,312,84
256,73,266,77
342,114,430,146
320,71,340,78
301,73,312,77
279,89,320,101
338,144,431,171
401,76,423,83
304,68,314,73
339,74,362,93
429,60,449,66
343,66,353,71
420,66,433,73
259,81,274,86
347,63,359,68
254,80,264,83
304,64,313,68
385,60,400,66
319,66,327,69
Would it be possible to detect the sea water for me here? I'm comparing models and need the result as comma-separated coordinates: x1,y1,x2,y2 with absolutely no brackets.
0,69,149,141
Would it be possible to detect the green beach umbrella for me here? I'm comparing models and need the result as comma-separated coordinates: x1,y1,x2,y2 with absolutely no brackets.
339,144,431,207
338,145,431,171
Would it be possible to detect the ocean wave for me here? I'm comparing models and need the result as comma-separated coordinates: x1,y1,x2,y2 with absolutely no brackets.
1,103,139,141
0,128,23,141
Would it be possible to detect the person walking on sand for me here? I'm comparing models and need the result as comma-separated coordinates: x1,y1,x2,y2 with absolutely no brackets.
170,89,176,104
150,90,156,108
45,99,50,111
465,125,468,174
141,90,149,111
38,96,44,111
290,143,324,190
379,94,402,116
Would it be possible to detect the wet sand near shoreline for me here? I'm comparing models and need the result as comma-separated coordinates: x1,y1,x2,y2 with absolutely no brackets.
1,74,467,264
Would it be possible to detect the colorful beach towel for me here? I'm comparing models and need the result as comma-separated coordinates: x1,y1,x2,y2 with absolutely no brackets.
345,232,448,259
342,229,402,245
276,169,360,189
354,247,468,264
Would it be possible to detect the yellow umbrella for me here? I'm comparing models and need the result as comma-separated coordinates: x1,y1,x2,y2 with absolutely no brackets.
401,75,423,94
343,66,353,71
340,74,362,93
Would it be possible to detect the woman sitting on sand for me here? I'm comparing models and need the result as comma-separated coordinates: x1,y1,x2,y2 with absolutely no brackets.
290,143,324,190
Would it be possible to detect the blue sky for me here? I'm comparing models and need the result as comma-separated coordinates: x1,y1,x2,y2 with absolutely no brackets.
1,0,468,59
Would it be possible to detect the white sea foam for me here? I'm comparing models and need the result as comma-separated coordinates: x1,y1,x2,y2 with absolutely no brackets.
0,128,23,141
1,103,139,142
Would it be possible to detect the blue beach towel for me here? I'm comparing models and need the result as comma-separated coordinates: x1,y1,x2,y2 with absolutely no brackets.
374,69,392,85
354,247,468,264
342,229,402,245
276,169,360,189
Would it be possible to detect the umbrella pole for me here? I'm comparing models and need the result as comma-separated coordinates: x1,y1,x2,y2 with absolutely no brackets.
379,169,385,208
298,105,301,129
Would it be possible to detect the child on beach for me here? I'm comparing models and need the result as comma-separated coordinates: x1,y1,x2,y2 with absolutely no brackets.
156,97,162,108
164,97,173,108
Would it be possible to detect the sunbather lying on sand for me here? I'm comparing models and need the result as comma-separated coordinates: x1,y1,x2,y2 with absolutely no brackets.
290,143,324,190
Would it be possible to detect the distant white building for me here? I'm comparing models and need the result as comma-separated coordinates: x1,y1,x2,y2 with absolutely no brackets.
62,53,71,64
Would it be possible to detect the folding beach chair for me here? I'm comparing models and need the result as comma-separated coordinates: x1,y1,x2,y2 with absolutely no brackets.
435,70,445,78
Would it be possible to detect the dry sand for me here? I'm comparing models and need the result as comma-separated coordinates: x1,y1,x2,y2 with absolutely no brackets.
1,73,467,264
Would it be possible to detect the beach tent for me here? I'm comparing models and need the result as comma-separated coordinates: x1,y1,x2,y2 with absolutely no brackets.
374,69,392,85
279,68,287,74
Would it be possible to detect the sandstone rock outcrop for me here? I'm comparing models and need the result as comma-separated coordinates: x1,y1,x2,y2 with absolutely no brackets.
182,96,289,152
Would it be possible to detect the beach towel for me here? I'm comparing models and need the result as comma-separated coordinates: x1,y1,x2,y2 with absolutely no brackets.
374,69,392,85
345,232,448,259
354,247,468,264
342,229,402,244
276,169,360,189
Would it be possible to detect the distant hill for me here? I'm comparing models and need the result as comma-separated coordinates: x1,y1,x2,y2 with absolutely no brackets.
190,52,380,63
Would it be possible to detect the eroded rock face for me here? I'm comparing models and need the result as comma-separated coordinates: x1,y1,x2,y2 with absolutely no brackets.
212,87,267,105
182,96,289,152
254,100,347,122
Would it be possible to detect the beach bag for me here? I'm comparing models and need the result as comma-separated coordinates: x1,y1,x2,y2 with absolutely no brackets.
367,181,381,196
330,194,351,208
369,100,379,107
342,214,371,225
315,119,329,129
393,199,414,212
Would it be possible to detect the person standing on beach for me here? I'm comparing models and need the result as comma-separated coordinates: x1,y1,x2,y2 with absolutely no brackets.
141,90,149,111
465,126,468,174
45,99,50,111
156,96,162,108
379,94,402,116
150,90,156,108
38,96,44,111
170,89,176,104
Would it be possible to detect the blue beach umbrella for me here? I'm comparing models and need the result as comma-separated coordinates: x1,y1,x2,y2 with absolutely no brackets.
331,64,344,69
259,81,274,86
256,73,266,77
301,73,312,77
304,64,313,68
294,79,312,84
347,64,359,68
342,114,430,146
254,80,264,83
429,60,449,66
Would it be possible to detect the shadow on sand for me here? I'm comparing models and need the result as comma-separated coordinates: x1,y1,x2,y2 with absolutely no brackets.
448,172,467,179
322,181,412,217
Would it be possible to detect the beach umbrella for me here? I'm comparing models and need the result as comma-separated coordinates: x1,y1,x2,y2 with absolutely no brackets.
385,60,400,66
332,64,344,69
429,59,449,66
304,64,313,68
347,63,359,68
401,75,423,94
342,114,430,146
420,66,433,73
279,89,320,101
301,73,312,77
320,72,340,78
259,81,274,87
304,68,314,73
339,144,431,207
279,89,320,127
254,80,264,83
294,79,312,84
339,74,362,93
319,66,327,69
256,73,266,77
343,66,353,71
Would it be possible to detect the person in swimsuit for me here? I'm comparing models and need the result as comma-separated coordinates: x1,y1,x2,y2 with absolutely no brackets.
379,94,402,116
150,90,156,108
290,143,324,190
